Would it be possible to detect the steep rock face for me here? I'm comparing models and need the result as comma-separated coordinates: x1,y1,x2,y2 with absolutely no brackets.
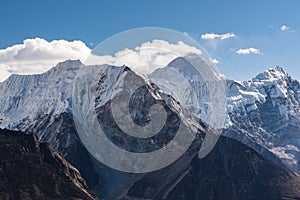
0,59,81,130
165,136,300,200
224,66,300,173
0,60,209,199
1,60,101,197
150,55,226,129
72,64,207,199
0,60,101,191
29,112,101,189
0,129,97,200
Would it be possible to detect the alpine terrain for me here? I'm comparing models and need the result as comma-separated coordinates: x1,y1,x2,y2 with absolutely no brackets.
0,58,300,199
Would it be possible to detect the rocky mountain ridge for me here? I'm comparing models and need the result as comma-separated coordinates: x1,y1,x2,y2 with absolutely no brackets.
224,66,300,173
1,59,300,199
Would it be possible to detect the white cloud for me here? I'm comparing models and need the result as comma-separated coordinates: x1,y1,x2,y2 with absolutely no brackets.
201,33,236,40
0,38,204,82
85,39,202,74
281,25,290,31
210,58,219,64
0,38,91,82
235,48,261,55
0,64,11,83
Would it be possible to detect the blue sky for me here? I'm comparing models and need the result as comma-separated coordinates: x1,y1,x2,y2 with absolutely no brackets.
1,0,300,81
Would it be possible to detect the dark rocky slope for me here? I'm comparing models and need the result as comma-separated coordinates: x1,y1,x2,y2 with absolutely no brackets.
0,129,98,200
165,136,300,200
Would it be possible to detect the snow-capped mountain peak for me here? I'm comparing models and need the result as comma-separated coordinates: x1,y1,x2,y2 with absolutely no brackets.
1,58,300,198
254,66,288,82
226,66,294,114
225,65,300,173
0,59,83,131
51,59,83,72
1,57,300,182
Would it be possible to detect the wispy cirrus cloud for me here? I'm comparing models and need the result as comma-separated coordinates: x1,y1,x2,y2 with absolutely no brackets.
235,48,262,55
201,33,236,40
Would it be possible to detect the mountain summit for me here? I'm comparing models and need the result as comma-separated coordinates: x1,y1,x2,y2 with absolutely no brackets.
225,66,300,173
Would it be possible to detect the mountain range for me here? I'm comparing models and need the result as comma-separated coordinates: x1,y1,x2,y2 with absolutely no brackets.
1,58,300,199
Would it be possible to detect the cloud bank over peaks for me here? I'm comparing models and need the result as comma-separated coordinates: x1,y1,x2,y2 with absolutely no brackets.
0,38,205,81
0,38,91,82
85,39,203,74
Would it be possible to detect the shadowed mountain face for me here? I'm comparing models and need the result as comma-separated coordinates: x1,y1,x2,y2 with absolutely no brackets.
165,136,300,200
0,129,98,200
122,136,300,200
